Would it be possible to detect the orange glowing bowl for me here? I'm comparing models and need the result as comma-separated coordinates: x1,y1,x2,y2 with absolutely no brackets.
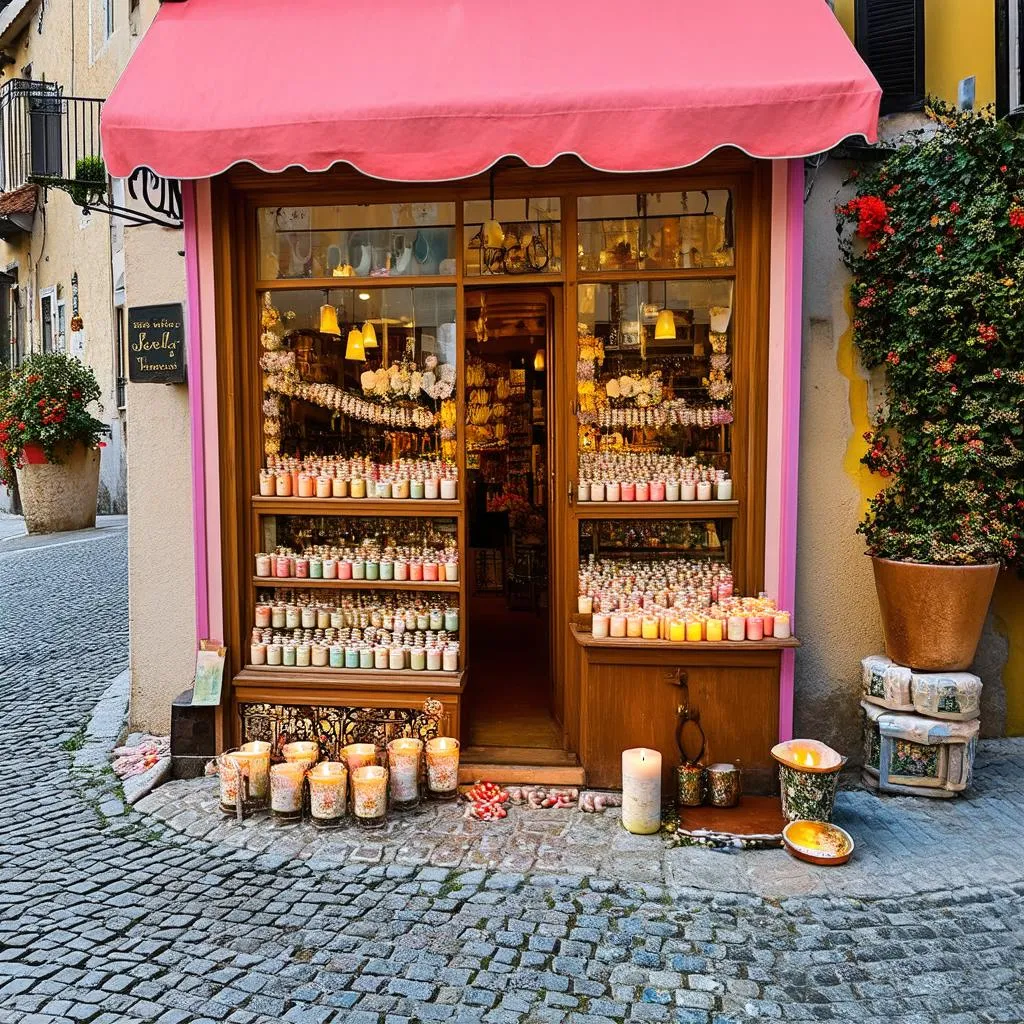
782,820,854,866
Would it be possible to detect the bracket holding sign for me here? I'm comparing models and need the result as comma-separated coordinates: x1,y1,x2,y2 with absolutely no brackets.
127,302,186,384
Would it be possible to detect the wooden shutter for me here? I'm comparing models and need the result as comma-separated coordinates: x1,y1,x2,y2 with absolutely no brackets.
855,0,925,115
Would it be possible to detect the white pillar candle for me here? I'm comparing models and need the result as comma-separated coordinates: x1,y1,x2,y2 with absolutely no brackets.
716,479,733,501
351,765,389,824
621,748,662,835
696,481,712,501
387,738,423,807
681,481,697,501
425,737,460,798
270,762,306,817
308,761,348,822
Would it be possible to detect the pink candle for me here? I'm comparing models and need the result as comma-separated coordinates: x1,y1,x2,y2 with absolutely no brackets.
763,614,775,637
337,559,353,580
423,562,439,582
410,561,424,582
275,555,291,578
636,481,650,502
650,480,666,502
746,616,764,641
621,482,636,502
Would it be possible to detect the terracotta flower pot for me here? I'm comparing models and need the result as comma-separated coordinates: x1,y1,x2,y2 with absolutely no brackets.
871,556,999,671
14,441,100,534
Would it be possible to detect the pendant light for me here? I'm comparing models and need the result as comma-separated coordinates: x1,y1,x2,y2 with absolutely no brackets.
533,348,546,372
361,321,378,348
482,166,504,248
654,281,676,340
319,299,341,336
345,326,366,361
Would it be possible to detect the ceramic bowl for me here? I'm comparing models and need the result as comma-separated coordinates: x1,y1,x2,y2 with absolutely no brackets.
782,819,854,866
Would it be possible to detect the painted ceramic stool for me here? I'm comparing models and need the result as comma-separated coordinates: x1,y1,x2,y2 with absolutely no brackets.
910,670,982,722
860,654,914,712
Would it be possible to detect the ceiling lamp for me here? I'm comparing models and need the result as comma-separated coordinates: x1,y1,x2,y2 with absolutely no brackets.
654,308,676,340
319,303,341,336
361,321,378,348
345,326,365,361
533,348,546,372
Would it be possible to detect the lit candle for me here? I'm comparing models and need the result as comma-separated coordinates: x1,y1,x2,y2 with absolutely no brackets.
351,765,389,827
282,740,319,770
621,748,662,835
269,762,305,819
234,741,271,801
387,738,423,809
425,737,460,799
308,761,348,825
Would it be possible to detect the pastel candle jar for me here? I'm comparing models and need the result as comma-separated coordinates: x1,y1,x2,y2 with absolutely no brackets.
338,559,353,580
379,560,394,581
295,557,309,579
444,608,459,632
417,613,429,631
626,614,643,638
312,645,329,667
650,481,666,502
275,555,291,578
269,762,305,820
697,481,713,501
641,616,659,640
410,480,425,500
425,737,460,800
285,606,300,629
255,554,272,578
578,481,591,502
746,616,765,641
322,558,337,580
298,473,314,498
376,481,392,499
620,482,636,502
282,644,297,667
331,476,348,498
352,559,366,580
686,620,703,642
365,560,380,581
774,612,792,639
666,481,681,502
301,607,316,629
621,747,662,835
423,562,439,582
444,561,459,581
610,614,627,638
592,612,610,638
343,647,359,668
443,647,459,672
387,738,423,808
636,482,651,502
341,744,379,781
255,604,271,627
430,609,444,630
606,482,621,502
282,740,319,771
296,644,311,667
351,765,389,827
389,647,406,671
681,482,697,501
424,478,440,500
267,643,283,666
350,478,366,499
330,645,345,668
275,474,292,497
374,646,389,670
308,762,348,825
309,557,323,579
440,478,458,500
250,642,267,665
358,647,374,669
762,614,775,637
578,595,594,615
315,476,332,499
716,479,733,501
271,606,286,628
259,472,275,497
727,616,746,642
394,560,409,581
410,647,426,671
669,620,686,642
410,561,424,582
235,741,271,802
590,482,605,502
393,479,410,500
706,618,724,642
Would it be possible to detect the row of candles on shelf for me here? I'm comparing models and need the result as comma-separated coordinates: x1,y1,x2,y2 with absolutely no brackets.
249,633,460,671
578,556,734,609
218,738,461,827
584,603,791,642
255,599,459,633
260,455,458,500
577,454,733,502
255,548,459,582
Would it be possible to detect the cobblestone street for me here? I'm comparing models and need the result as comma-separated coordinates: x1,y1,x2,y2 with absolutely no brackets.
2,527,1023,1024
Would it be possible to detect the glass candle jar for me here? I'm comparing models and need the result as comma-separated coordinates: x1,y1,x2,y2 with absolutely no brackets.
444,608,459,632
374,646,389,670
312,645,329,667
301,606,316,629
577,481,591,502
410,479,425,500
275,473,292,497
282,644,297,667
330,645,344,668
267,642,283,666
255,604,271,627
331,476,348,498
255,554,271,578
308,761,348,825
389,647,406,671
706,618,724,642
590,482,606,502
351,765,388,827
387,738,423,809
591,612,609,638
352,559,366,580
425,737,460,800
259,471,275,497
410,647,426,671
427,648,442,671
442,646,459,672
315,476,332,499
296,643,311,668
727,616,746,642
272,606,286,629
282,740,319,771
250,642,267,665
394,559,409,581
606,482,621,502
365,560,380,582
716,478,733,501
424,478,440,500
697,481,713,501
666,480,681,502
350,478,366,499
440,478,458,500
269,762,305,820
338,559,353,580
234,741,271,803
444,560,458,582
636,482,651,502
358,647,374,669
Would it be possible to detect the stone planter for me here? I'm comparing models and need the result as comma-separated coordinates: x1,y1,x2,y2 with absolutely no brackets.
871,556,999,671
15,441,100,534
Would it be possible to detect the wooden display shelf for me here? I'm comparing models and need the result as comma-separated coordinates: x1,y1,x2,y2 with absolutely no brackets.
571,625,800,650
575,499,739,519
252,496,461,517
257,275,458,291
235,665,465,693
253,576,460,591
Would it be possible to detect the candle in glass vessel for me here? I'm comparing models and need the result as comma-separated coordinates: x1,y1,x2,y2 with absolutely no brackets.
746,616,764,641
351,765,388,827
236,740,271,802
641,616,659,640
425,737,460,799
308,761,348,825
387,738,423,809
716,478,733,501
685,620,703,642
609,613,627,638
592,613,610,639
774,611,792,639
626,613,643,638
270,762,306,820
696,481,712,501
578,595,594,615
621,748,662,835
341,743,378,775
669,619,686,642
706,618,724,642
727,616,746,642
282,740,319,770
681,481,697,501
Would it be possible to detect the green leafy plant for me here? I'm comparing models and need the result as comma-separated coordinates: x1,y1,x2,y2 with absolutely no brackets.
0,352,108,487
68,155,107,207
837,102,1024,569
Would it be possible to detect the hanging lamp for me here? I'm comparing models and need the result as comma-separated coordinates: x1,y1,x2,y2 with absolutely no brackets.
533,348,546,372
361,321,378,348
319,301,341,336
654,280,676,340
345,326,365,361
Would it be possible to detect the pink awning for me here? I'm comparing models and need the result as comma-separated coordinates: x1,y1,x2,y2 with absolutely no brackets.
102,0,879,182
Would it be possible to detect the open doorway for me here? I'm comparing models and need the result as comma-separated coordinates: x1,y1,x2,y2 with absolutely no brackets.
462,288,560,753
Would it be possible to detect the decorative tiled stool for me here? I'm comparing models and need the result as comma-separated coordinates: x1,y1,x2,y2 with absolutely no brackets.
860,700,979,798
860,654,914,711
910,670,983,721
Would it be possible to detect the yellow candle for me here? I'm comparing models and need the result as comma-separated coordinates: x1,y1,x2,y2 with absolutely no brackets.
641,616,659,640
621,747,662,834
669,620,686,642
685,620,702,642
706,618,724,642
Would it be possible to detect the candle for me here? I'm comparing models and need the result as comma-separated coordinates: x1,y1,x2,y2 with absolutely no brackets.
341,743,378,775
681,481,697,501
606,481,621,502
685,620,703,642
650,480,666,502
590,482,605,501
269,762,305,820
727,616,746,642
706,618,724,642
235,741,271,801
592,613,610,639
774,611,792,639
351,765,388,827
635,481,650,502
669,620,686,642
620,482,636,502
626,613,643,638
666,481,680,502
351,478,366,499
282,740,319,770
746,616,764,641
621,748,662,835
255,555,271,578
441,478,458,500
387,738,423,808
308,761,348,825
610,614,627,638
254,603,271,626
425,737,460,799
250,642,267,665
716,479,733,501
641,616,659,640
578,595,594,615
578,481,591,502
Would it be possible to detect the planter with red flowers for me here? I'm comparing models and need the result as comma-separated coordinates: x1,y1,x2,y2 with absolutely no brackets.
0,353,109,534
837,102,1023,671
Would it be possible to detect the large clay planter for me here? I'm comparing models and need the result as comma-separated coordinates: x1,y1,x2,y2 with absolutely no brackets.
15,441,100,534
871,556,999,671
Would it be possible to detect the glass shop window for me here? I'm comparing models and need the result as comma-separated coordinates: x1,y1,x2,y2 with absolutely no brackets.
462,197,561,276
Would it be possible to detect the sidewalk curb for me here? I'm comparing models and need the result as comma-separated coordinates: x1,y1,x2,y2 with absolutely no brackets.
72,668,131,820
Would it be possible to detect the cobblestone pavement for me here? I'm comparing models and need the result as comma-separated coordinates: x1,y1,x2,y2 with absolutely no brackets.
2,529,1024,1024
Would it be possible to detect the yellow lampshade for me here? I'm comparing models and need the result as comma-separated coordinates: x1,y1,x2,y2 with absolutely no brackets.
319,304,341,336
361,321,378,348
345,327,366,361
654,308,676,340
533,349,545,372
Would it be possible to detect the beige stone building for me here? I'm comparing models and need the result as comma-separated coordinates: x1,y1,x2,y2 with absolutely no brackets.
0,0,184,514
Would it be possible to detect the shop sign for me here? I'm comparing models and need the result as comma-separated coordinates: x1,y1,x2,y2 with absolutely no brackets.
127,303,186,383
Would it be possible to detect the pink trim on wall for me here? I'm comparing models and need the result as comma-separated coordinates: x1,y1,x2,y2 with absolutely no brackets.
183,181,209,642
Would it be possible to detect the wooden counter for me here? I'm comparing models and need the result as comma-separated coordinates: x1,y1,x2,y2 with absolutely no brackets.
571,625,798,795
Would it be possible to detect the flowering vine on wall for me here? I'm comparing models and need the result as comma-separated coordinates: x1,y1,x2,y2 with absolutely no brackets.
837,102,1024,569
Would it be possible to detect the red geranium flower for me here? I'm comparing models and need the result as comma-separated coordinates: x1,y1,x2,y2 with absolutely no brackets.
949,201,961,213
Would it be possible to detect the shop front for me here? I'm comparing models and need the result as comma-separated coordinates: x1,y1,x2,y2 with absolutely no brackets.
103,0,880,794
